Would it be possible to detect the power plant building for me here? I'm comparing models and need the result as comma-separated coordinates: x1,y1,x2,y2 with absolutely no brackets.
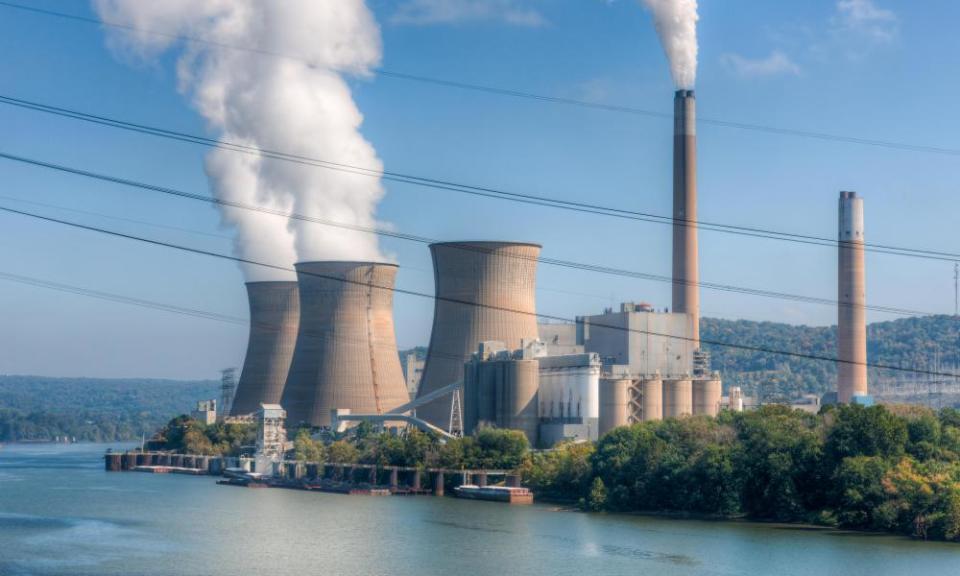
230,282,299,416
462,340,601,447
415,241,541,429
280,261,410,428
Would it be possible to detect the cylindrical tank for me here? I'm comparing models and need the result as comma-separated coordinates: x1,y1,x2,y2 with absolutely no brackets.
728,386,744,412
231,281,300,416
499,359,539,446
599,377,631,436
663,378,692,418
415,242,541,427
838,191,868,403
642,375,663,421
281,261,410,427
692,376,722,416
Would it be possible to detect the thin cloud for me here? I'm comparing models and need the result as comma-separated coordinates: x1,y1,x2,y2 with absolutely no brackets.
391,0,547,27
833,0,898,43
721,50,801,78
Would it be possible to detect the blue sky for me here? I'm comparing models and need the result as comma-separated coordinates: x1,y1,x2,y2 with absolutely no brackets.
0,0,956,379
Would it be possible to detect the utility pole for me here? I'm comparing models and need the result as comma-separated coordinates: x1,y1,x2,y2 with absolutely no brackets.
954,262,958,317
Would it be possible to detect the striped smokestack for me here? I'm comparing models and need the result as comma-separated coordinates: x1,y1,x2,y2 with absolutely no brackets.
672,89,699,345
837,191,868,403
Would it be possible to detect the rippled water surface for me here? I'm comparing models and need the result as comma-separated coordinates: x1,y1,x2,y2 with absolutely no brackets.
1,443,958,575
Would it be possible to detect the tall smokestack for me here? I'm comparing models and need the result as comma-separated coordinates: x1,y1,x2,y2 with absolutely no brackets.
281,261,410,427
415,242,541,428
672,89,699,345
230,282,300,416
837,191,868,403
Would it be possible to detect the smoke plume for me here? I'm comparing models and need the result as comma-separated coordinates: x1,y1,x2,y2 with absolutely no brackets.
93,1,387,280
638,0,699,89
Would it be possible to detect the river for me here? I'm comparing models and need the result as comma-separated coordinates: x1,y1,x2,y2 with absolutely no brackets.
0,443,957,575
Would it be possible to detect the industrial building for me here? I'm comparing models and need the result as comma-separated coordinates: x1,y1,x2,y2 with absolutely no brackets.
403,352,425,399
415,241,541,429
462,340,601,447
280,261,410,428
230,281,299,416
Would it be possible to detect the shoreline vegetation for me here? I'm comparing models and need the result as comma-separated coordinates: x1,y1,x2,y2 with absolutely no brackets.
146,403,960,543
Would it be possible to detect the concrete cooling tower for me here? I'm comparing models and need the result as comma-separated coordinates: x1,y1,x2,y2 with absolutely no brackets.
415,241,541,428
230,281,300,416
280,261,409,427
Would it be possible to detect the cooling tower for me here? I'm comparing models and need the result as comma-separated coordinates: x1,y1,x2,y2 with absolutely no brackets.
838,191,868,403
672,90,700,345
280,261,409,427
415,241,541,427
230,282,299,416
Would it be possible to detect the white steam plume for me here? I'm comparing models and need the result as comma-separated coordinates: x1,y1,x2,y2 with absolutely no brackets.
92,1,387,281
638,0,699,89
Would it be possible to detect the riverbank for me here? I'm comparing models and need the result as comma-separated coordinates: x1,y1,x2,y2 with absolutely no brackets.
4,442,960,576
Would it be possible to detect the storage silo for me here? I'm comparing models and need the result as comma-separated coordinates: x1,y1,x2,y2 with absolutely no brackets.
415,241,541,428
641,374,664,421
692,374,722,417
230,281,300,416
599,377,631,436
499,359,540,446
280,261,409,427
663,377,692,418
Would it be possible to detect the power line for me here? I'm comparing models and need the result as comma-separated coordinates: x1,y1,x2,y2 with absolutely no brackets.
2,0,958,159
0,149,938,318
0,202,955,379
1,94,958,265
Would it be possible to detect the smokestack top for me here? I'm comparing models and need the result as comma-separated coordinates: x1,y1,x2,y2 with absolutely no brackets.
675,89,695,99
840,190,858,199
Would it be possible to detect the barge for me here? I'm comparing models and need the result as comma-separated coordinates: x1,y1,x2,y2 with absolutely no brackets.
453,484,534,504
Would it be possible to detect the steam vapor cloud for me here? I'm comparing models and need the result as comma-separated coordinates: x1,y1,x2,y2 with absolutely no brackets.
638,0,699,89
92,1,388,281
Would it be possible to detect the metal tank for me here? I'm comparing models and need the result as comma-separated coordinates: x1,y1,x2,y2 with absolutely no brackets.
599,377,631,436
281,261,409,427
692,374,722,416
838,191,868,403
663,377,692,418
641,374,663,421
672,90,700,346
415,241,541,428
230,281,300,416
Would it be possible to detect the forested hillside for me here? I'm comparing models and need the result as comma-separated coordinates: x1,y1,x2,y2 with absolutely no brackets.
703,315,959,400
0,376,218,442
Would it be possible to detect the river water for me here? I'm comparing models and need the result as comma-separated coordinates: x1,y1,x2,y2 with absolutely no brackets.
0,443,957,575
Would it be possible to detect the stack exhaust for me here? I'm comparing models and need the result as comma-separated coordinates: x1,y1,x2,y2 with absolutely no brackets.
672,89,699,345
280,261,409,427
230,282,299,416
837,191,868,403
415,242,541,427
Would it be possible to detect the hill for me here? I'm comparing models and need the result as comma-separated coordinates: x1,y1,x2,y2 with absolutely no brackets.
702,315,960,401
0,376,218,442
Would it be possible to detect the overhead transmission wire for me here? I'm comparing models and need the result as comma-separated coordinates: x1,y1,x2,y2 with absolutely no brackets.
0,202,956,379
0,150,938,318
0,269,470,372
1,94,958,265
2,0,960,160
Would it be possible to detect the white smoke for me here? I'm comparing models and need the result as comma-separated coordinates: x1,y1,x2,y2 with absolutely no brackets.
638,0,699,89
92,1,387,280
